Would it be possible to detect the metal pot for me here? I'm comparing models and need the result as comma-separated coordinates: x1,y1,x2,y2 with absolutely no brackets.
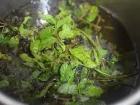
0,0,140,105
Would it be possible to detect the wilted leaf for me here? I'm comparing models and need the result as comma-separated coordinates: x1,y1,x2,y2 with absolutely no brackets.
83,86,103,97
20,53,33,63
39,26,56,49
0,80,9,88
21,81,32,89
56,15,73,29
59,25,77,39
86,6,99,23
58,83,77,95
0,34,10,45
30,40,41,55
38,71,51,81
37,83,54,98
0,52,11,61
19,16,31,37
60,63,75,83
77,3,91,18
70,46,97,68
41,14,56,25
31,70,41,79
8,36,19,48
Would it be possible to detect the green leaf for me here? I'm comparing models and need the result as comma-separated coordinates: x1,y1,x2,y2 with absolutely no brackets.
21,81,32,89
8,36,19,48
31,70,41,79
59,25,78,39
39,26,56,49
76,3,99,23
56,15,73,29
93,37,108,64
97,66,112,76
0,52,11,61
70,46,97,68
58,83,77,95
41,14,56,24
36,82,54,98
83,86,103,97
60,63,75,83
0,34,10,45
23,16,31,24
86,6,99,23
0,80,9,88
20,53,33,63
58,0,67,12
38,71,51,81
83,27,93,35
19,16,31,37
77,79,89,92
30,40,41,55
77,3,91,18
39,26,54,39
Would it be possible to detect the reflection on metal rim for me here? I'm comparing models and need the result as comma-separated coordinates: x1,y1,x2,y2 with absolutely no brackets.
0,92,26,105
112,89,140,105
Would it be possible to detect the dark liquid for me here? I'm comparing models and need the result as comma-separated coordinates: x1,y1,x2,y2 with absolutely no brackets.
99,8,138,104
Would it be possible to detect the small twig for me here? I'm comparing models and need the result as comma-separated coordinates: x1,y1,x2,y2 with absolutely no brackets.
103,26,114,30
96,72,138,82
54,96,71,101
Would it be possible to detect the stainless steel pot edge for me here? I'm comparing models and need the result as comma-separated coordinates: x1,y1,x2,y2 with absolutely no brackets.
0,92,27,105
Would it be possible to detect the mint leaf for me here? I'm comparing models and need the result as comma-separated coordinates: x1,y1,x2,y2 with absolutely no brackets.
59,25,78,39
60,63,75,83
70,46,97,68
86,6,99,23
41,14,56,25
83,86,103,97
30,40,41,55
20,53,33,62
0,80,9,88
19,16,31,37
58,83,77,95
39,26,56,49
56,15,73,29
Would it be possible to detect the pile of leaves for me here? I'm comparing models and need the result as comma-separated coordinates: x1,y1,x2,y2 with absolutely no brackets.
0,0,127,104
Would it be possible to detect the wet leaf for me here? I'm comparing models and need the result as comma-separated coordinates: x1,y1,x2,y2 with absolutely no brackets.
77,3,91,18
21,81,32,89
58,83,77,95
39,27,56,49
56,15,73,29
83,86,103,97
59,25,78,39
60,63,75,83
0,52,11,61
20,53,33,63
8,36,19,48
86,6,99,23
41,14,56,25
38,71,51,82
0,34,10,45
0,80,9,88
31,70,41,79
36,82,54,98
19,16,31,37
70,46,97,68
30,40,41,55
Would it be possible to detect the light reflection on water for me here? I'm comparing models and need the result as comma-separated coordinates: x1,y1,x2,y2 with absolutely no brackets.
39,0,50,15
